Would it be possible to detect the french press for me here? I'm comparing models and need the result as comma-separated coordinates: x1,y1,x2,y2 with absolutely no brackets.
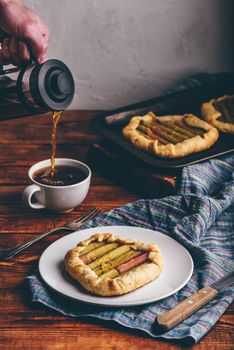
0,59,75,121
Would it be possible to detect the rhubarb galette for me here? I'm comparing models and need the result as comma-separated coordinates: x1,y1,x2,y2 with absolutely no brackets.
122,112,219,158
201,95,234,134
64,233,163,296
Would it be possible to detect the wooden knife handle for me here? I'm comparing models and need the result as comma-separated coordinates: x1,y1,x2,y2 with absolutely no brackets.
156,286,218,331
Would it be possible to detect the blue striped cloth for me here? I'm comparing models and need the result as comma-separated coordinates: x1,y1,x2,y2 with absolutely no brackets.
26,76,234,344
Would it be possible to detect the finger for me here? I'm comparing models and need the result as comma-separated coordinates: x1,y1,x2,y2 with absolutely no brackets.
2,37,11,60
8,36,21,66
0,29,8,43
0,48,11,65
2,38,30,66
9,36,19,60
18,40,31,62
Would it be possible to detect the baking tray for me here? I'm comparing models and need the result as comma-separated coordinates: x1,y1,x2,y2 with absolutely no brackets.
91,74,234,169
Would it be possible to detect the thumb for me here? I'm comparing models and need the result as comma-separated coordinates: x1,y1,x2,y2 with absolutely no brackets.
22,25,49,63
26,34,48,63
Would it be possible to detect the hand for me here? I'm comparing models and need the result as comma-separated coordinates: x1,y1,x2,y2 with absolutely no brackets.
0,0,50,65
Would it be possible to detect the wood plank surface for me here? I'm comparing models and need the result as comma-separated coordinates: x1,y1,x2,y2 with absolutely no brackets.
0,110,233,350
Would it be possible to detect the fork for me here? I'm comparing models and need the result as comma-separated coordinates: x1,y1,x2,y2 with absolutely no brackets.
0,206,102,260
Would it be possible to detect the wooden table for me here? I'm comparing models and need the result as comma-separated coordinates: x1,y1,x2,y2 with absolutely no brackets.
0,111,233,349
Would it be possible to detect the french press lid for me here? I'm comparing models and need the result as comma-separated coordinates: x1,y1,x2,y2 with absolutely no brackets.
19,59,75,112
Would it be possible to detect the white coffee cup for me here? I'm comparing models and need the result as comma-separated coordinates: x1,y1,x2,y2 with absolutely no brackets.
22,158,91,213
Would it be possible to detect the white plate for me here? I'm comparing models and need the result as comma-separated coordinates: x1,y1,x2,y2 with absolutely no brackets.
39,226,194,307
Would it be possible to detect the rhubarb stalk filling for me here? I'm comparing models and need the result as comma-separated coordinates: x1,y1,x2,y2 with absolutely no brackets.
136,118,205,144
80,242,149,279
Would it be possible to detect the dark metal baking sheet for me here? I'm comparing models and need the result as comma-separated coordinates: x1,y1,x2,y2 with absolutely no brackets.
90,74,234,169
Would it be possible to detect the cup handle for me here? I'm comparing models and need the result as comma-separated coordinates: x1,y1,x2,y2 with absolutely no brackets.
22,184,46,210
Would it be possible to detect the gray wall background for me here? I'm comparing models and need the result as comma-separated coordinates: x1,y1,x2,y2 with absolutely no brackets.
25,0,233,109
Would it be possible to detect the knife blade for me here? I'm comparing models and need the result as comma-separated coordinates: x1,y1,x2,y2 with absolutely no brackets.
211,270,234,291
156,270,234,331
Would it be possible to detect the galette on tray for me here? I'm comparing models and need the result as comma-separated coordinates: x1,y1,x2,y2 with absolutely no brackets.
64,233,163,296
201,95,234,134
122,112,219,158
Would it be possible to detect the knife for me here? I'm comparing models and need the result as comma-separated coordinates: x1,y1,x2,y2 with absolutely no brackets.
155,270,234,331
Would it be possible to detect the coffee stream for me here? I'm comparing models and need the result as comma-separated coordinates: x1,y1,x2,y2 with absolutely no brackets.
50,111,62,177
33,111,87,186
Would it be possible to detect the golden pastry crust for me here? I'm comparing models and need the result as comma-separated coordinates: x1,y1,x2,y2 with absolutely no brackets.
122,112,219,158
201,95,234,134
64,233,163,296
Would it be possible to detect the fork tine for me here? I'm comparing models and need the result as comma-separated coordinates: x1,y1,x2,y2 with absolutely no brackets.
64,208,103,230
80,208,103,223
74,207,101,223
72,206,97,223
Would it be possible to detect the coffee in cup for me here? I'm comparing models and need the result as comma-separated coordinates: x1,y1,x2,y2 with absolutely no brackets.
33,165,87,186
22,158,91,213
